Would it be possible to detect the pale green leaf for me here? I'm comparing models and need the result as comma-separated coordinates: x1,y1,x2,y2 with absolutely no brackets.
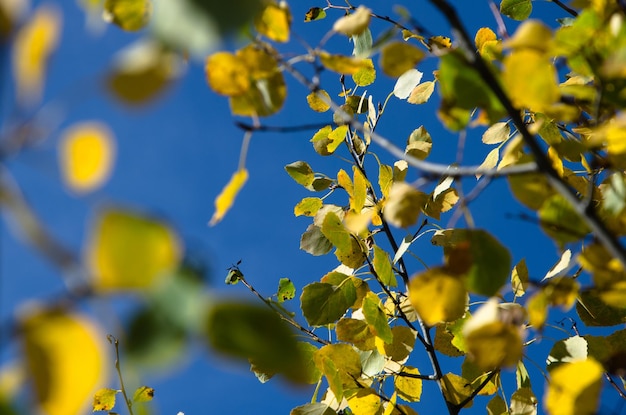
500,0,532,21
301,279,357,326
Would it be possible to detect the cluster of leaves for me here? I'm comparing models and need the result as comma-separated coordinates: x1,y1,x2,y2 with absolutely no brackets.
201,1,626,415
4,0,626,415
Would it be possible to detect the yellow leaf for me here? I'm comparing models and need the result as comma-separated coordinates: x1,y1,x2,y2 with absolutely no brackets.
353,59,376,86
545,359,603,415
87,209,182,290
346,388,382,415
407,81,435,105
408,268,467,326
464,321,523,370
21,309,108,415
482,122,510,145
93,388,118,412
205,52,250,96
103,0,151,31
504,19,553,53
475,148,499,179
442,373,473,408
255,2,291,42
59,122,116,193
394,366,422,402
475,27,496,51
333,6,371,37
503,49,559,112
319,52,370,75
132,385,154,402
379,41,425,78
307,90,331,112
210,169,248,225
12,4,61,105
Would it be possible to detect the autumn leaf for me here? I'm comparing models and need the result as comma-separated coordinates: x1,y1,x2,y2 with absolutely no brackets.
210,169,249,225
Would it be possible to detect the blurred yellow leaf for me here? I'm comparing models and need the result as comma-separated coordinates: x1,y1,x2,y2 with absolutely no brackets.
465,321,523,370
12,4,61,105
319,52,371,75
205,51,251,96
107,40,182,105
307,90,331,112
20,309,108,415
380,41,425,78
333,6,371,37
545,359,603,415
504,19,552,52
103,0,151,31
59,122,116,193
92,388,117,411
210,169,248,225
255,2,291,42
132,385,154,402
383,182,428,228
503,50,559,112
408,267,467,326
87,209,182,290
475,27,496,51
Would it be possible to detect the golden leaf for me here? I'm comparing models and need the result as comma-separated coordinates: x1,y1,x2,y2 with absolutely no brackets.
333,6,371,37
545,359,603,415
210,169,249,225
408,268,467,326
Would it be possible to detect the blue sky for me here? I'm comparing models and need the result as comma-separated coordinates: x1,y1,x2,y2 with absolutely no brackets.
2,1,620,414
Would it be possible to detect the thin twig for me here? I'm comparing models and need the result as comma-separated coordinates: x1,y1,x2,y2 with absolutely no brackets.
107,335,135,415
551,0,578,17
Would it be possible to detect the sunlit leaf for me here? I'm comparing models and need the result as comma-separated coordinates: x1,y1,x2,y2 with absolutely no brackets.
353,28,373,58
93,388,117,412
352,166,368,213
205,302,308,383
301,278,357,326
255,1,291,42
12,4,61,105
285,161,315,187
103,0,151,31
393,69,423,99
21,309,107,415
314,344,362,399
394,366,422,402
346,388,381,415
88,209,182,291
380,41,425,78
409,267,467,326
500,0,532,21
511,258,529,297
59,122,115,193
132,386,154,403
384,326,416,362
405,126,432,160
373,245,397,287
506,20,552,52
383,182,428,228
546,336,588,372
304,7,326,22
465,321,523,370
545,359,603,415
407,81,435,104
510,387,537,415
295,197,323,217
434,324,465,357
307,90,331,112
333,6,370,37
482,122,510,145
277,278,296,302
352,58,376,86
210,169,248,225
321,212,366,268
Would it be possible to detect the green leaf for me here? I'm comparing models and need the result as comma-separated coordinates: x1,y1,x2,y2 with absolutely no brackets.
577,290,626,326
500,0,532,21
93,388,118,412
300,224,333,256
362,292,393,343
321,211,366,268
132,386,154,403
285,161,314,187
297,342,323,384
205,302,309,383
434,324,464,357
314,344,362,399
359,349,386,377
373,245,397,287
277,278,296,302
538,194,589,245
301,279,357,326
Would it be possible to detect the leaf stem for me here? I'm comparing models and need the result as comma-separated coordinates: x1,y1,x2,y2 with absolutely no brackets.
107,335,134,415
